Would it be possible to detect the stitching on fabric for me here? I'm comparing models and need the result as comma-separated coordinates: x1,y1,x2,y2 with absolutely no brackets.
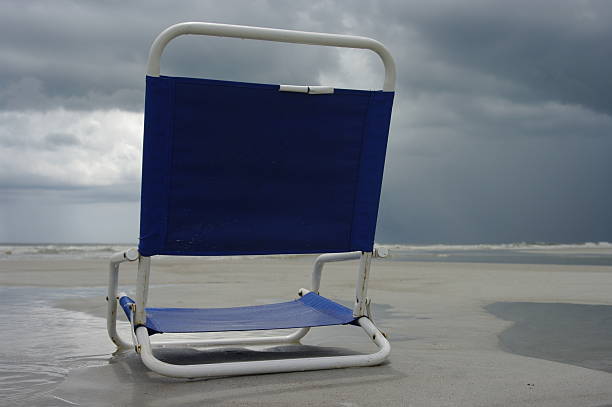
160,75,371,95
165,76,275,91
161,78,176,251
368,93,394,245
347,92,374,250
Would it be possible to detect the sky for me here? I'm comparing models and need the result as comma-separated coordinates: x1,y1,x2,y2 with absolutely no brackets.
1,0,611,245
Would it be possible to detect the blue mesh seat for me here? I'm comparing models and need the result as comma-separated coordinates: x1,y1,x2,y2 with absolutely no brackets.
120,293,357,334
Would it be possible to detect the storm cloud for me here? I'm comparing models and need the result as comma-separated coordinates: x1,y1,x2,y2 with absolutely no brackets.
1,0,611,244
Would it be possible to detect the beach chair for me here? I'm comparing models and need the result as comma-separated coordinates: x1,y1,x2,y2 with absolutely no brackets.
106,22,396,378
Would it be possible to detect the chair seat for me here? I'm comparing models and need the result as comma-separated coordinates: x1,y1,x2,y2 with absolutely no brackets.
119,292,357,334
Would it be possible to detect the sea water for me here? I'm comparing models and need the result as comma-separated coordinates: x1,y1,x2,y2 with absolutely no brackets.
0,244,133,260
0,286,116,406
388,242,612,266
2,242,612,265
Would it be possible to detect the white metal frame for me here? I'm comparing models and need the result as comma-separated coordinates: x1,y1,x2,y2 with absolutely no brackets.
146,22,396,91
108,249,390,378
106,22,395,378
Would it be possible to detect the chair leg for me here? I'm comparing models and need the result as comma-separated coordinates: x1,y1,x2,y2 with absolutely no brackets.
107,250,138,348
134,317,390,379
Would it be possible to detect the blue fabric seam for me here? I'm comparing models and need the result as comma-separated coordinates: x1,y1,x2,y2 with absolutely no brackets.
364,93,394,247
147,298,302,314
158,75,377,95
348,91,374,251
159,79,176,250
165,76,277,91
148,248,356,256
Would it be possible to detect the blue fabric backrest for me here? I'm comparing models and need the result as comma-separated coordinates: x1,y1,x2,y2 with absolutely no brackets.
139,76,394,256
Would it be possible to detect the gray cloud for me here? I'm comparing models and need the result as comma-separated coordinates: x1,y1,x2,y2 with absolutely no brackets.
378,115,612,244
0,0,348,112
384,0,612,114
1,0,611,244
44,132,80,148
3,1,611,113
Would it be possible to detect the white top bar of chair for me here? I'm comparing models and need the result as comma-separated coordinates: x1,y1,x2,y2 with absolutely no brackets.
146,22,396,92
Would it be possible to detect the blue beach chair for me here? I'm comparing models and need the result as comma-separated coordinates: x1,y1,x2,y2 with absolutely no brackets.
107,22,396,378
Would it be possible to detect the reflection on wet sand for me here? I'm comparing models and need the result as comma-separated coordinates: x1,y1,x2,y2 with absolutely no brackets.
486,302,612,373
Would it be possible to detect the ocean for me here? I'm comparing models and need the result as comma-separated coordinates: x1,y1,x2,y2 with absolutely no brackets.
2,242,612,264
387,242,612,266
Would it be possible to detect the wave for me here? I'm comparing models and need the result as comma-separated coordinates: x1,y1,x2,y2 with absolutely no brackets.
2,241,611,260
0,244,133,260
0,244,317,261
376,242,612,251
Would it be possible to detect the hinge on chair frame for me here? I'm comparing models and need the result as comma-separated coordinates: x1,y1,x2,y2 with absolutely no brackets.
128,302,141,353
374,247,389,258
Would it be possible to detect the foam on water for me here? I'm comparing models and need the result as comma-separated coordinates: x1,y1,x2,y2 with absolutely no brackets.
380,241,612,252
0,286,116,406
3,242,611,262
381,241,612,266
0,244,315,261
0,244,133,260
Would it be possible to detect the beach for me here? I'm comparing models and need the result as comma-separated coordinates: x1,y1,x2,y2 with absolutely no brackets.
2,245,612,406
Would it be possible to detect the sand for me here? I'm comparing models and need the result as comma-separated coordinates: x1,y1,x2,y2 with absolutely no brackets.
2,255,612,406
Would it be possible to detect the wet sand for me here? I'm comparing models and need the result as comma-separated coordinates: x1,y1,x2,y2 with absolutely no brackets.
2,255,612,406
486,302,612,373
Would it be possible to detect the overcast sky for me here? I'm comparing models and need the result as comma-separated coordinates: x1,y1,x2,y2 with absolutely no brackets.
1,0,611,244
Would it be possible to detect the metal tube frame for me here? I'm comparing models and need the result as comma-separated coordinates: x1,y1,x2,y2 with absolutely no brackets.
106,248,139,348
105,22,394,378
107,249,390,378
146,21,396,91
134,316,389,379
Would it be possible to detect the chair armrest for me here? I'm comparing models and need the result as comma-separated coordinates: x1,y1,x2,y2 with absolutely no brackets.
311,252,361,293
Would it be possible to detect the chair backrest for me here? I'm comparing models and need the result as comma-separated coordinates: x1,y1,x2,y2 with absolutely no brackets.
138,76,394,256
137,23,395,257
